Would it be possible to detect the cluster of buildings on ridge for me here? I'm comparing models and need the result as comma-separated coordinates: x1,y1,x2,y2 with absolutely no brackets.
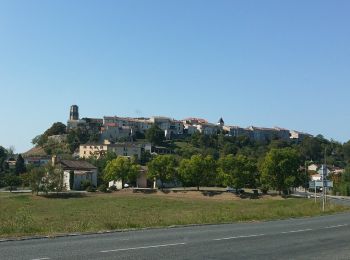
67,104,312,146
63,104,314,160
15,105,316,191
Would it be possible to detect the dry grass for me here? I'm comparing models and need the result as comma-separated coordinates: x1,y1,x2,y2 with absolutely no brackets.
0,190,347,238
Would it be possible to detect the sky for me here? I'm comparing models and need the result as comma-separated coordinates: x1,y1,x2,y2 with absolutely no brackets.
0,0,349,153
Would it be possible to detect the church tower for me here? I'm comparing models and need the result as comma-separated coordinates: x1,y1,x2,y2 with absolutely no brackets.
218,117,224,127
69,105,79,121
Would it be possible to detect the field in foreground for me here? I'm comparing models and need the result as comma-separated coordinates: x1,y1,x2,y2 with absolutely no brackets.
0,191,348,238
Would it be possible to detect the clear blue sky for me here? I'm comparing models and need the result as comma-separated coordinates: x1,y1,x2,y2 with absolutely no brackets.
1,0,349,152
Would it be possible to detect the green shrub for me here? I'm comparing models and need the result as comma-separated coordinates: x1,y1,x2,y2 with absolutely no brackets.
80,180,92,191
109,185,117,192
86,186,96,192
98,184,108,193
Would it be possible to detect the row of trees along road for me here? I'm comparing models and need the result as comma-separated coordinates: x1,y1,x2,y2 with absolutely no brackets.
101,147,306,194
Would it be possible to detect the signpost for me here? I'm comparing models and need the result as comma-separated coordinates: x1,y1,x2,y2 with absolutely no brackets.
309,164,333,211
309,180,333,204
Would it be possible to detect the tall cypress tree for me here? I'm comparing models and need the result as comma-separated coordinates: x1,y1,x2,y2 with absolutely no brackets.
15,154,26,175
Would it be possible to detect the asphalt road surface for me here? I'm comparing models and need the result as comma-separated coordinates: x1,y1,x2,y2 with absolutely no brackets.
1,212,350,260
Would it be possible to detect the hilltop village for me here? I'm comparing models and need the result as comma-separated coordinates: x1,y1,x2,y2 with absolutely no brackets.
67,105,311,144
22,104,314,164
1,105,349,196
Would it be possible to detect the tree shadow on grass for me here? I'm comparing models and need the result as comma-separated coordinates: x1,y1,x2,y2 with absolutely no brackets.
40,192,87,199
132,189,158,194
200,191,225,197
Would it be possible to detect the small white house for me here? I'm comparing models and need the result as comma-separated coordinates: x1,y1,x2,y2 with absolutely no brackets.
56,159,98,190
308,164,319,172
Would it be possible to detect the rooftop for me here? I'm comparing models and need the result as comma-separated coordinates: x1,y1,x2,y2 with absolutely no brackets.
59,160,97,170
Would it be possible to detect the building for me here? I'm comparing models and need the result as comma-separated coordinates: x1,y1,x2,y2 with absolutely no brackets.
79,141,148,159
67,105,103,135
196,123,218,135
217,117,225,127
65,105,312,144
290,130,313,142
52,157,98,191
183,118,208,125
150,116,184,139
273,127,291,141
67,105,85,131
223,125,249,138
70,105,79,120
308,163,319,172
25,157,51,167
183,124,198,135
5,158,16,169
100,124,132,142
245,126,291,142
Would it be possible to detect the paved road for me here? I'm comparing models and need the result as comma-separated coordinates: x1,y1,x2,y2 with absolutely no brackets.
1,212,350,260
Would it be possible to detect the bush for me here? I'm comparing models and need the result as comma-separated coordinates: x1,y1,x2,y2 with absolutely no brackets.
260,186,269,195
86,185,96,192
81,180,92,191
98,184,108,193
109,185,117,192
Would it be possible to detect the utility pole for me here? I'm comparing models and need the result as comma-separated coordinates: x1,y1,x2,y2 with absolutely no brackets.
322,148,327,212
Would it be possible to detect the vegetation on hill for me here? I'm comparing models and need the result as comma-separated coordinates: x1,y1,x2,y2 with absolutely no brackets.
31,122,97,155
2,121,350,195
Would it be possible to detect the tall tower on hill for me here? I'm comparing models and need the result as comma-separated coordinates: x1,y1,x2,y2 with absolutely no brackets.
218,117,224,127
69,105,79,121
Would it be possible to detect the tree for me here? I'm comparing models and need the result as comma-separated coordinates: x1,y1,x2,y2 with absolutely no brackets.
20,164,66,195
4,174,21,192
333,167,350,196
87,151,117,186
66,128,89,153
45,165,65,193
15,154,26,175
32,122,67,147
147,155,177,190
0,146,8,173
343,140,350,164
218,154,257,191
178,154,216,191
145,124,165,146
103,157,140,188
260,148,301,195
21,167,46,195
299,137,322,162
44,122,67,136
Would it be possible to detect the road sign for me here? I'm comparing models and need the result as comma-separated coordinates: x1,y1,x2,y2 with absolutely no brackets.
309,180,333,188
324,180,333,187
317,165,330,179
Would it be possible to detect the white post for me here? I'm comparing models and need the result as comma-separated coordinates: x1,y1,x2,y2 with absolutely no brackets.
314,184,316,203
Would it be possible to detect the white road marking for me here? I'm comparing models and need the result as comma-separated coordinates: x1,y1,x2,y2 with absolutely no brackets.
100,242,186,253
324,224,348,229
213,224,348,242
31,258,50,260
280,228,313,234
213,234,265,241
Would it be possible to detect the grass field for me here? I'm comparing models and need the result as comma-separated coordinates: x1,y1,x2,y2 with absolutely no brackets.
0,191,348,238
